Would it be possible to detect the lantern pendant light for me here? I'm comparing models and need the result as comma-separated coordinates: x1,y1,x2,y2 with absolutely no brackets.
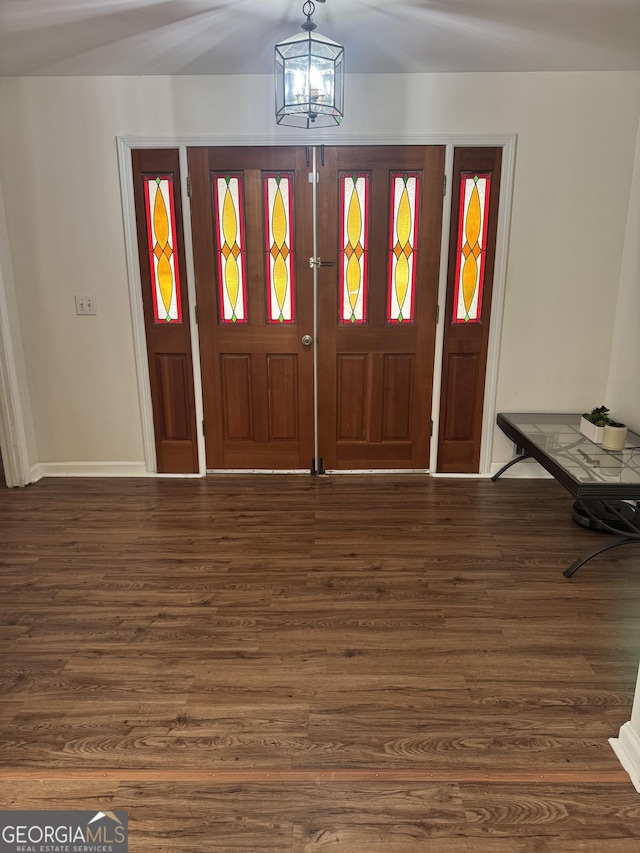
275,0,344,128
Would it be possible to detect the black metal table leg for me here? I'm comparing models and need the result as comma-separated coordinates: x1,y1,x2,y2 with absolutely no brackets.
491,452,532,481
563,538,637,578
564,499,640,577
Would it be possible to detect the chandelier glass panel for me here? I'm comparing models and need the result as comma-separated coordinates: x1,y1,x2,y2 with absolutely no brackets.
275,0,344,128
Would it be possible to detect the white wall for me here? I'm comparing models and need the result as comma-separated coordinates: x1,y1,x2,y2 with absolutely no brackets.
0,71,639,472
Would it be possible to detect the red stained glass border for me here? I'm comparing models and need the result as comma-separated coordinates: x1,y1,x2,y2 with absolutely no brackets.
263,172,296,325
338,172,370,325
451,171,492,325
143,174,183,324
212,172,248,325
386,172,421,325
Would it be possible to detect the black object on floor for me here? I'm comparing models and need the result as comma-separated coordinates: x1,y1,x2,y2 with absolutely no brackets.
572,498,639,533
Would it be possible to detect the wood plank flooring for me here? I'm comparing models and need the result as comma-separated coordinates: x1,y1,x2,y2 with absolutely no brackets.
1,475,640,850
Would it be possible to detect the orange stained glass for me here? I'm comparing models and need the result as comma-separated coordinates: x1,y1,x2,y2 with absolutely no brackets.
452,172,492,324
339,172,369,324
264,173,295,324
212,173,247,324
143,175,183,324
387,173,420,324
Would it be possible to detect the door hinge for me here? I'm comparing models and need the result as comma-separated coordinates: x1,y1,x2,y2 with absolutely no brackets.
186,175,192,197
443,175,447,197
194,304,199,324
436,304,440,324
430,419,434,436
308,172,319,184
202,419,206,436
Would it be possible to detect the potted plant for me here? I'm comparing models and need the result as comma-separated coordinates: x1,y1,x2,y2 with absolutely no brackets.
602,419,627,451
580,405,610,443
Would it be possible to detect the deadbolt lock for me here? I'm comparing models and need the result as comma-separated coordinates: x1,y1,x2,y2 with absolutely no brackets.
309,257,335,268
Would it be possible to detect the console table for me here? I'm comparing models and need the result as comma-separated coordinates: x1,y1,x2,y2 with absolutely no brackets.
493,413,640,576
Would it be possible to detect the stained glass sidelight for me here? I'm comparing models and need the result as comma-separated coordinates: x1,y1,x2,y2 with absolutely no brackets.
264,173,295,324
452,172,492,324
143,175,183,324
387,172,420,324
339,172,369,324
212,173,248,324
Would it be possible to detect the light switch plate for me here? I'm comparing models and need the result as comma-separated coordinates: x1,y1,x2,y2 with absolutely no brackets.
75,295,97,315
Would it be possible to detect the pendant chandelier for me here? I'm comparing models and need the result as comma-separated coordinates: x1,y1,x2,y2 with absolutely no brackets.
275,0,344,128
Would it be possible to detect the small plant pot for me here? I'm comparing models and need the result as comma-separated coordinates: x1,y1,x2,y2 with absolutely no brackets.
602,422,627,451
580,417,605,443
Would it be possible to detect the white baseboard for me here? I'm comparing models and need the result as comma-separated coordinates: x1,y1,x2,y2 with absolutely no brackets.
610,722,640,793
31,461,150,480
27,460,552,481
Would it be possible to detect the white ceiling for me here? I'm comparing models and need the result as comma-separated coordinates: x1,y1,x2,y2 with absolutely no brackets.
1,0,639,77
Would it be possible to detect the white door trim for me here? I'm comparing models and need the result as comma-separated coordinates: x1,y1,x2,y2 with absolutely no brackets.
0,180,32,487
116,138,158,473
480,134,517,474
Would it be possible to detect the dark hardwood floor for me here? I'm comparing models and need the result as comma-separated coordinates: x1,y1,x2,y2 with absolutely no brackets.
1,475,639,850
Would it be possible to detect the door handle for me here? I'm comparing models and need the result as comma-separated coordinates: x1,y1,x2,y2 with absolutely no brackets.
309,257,335,268
301,334,313,347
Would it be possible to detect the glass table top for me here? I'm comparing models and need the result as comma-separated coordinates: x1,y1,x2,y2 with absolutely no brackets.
498,413,640,490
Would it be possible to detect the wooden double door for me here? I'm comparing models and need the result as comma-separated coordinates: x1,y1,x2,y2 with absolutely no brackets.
188,145,445,471
132,145,502,475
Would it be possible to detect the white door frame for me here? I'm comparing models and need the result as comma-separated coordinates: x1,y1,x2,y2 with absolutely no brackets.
0,179,32,487
116,133,516,476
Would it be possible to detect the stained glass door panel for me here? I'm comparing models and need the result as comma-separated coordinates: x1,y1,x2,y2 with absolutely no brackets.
452,172,492,324
143,175,183,324
339,172,369,324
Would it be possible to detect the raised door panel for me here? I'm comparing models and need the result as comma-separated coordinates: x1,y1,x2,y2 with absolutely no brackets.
441,352,479,442
382,354,413,441
156,353,192,440
336,355,368,441
267,354,299,441
220,355,252,440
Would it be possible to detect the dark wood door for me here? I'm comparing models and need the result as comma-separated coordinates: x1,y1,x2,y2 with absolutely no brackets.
317,146,445,470
131,148,199,474
188,147,315,469
437,146,502,473
189,145,445,471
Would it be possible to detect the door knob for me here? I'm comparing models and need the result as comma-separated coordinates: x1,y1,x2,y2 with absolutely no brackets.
301,334,313,346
